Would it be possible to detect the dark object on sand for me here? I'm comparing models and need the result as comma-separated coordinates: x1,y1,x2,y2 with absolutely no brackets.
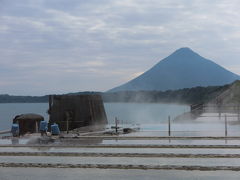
51,123,60,135
13,113,44,135
39,120,48,136
123,127,140,134
11,124,19,137
48,95,107,132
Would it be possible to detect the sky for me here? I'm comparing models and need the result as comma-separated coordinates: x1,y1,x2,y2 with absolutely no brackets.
0,0,240,95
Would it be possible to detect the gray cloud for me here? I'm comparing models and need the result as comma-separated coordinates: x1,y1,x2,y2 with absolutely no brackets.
0,0,240,95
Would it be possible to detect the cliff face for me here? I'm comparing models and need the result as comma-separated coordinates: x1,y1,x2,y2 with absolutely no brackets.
109,48,240,92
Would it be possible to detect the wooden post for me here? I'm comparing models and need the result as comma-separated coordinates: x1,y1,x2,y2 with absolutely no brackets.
168,116,171,137
67,114,69,134
35,121,39,133
218,106,221,119
238,105,240,121
48,95,52,130
115,117,118,133
225,114,227,137
65,112,70,134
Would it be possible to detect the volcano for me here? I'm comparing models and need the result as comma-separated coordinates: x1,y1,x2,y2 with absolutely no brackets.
109,47,240,92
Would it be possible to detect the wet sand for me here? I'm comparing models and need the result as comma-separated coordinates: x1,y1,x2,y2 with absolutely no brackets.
1,168,240,180
1,112,240,179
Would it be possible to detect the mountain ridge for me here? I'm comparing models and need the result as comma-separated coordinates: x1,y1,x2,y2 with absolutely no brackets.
109,47,240,92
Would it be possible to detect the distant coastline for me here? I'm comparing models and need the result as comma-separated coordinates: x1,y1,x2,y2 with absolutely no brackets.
0,84,230,105
0,94,49,103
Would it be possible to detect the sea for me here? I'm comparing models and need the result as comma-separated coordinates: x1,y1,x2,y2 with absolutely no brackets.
0,103,189,131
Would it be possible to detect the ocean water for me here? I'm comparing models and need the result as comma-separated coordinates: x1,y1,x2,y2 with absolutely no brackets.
0,103,49,131
0,103,189,131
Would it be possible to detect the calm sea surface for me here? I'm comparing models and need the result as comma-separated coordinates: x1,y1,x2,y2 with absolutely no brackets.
0,103,189,131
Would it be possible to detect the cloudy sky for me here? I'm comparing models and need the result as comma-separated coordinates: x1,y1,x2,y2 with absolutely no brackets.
1,0,240,95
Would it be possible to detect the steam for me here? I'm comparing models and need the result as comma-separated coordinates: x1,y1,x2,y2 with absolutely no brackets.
104,102,189,125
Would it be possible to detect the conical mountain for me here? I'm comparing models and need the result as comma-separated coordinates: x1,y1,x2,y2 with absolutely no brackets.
109,47,240,92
